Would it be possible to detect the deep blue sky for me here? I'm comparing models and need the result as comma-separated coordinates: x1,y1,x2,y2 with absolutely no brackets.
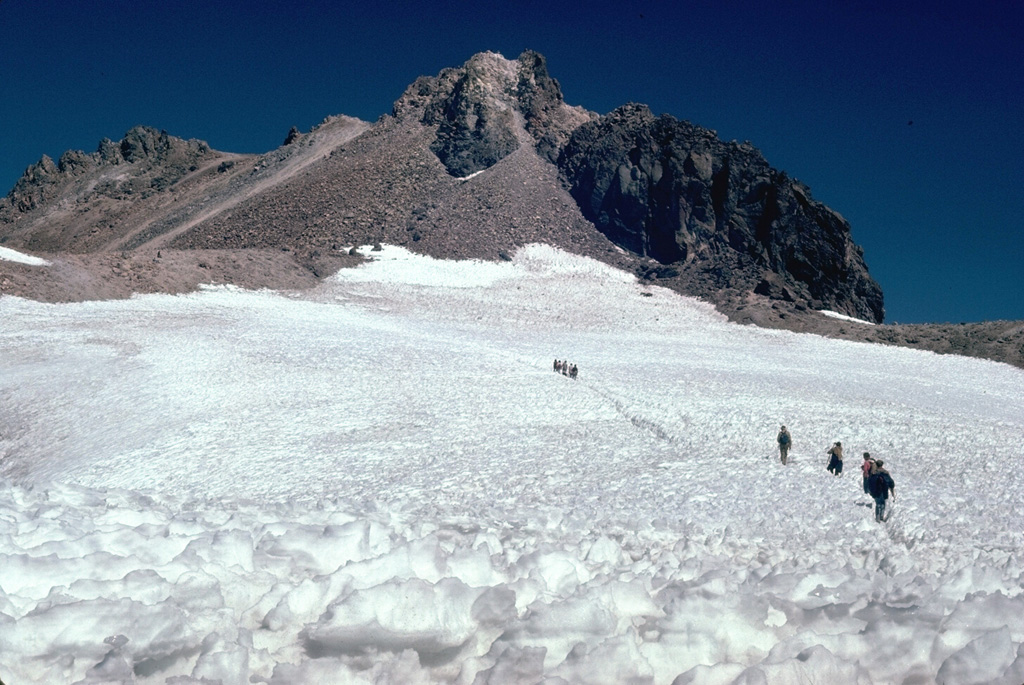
2,1,1021,323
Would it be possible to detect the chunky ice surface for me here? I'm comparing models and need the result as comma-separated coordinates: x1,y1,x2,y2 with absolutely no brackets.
1,244,1022,684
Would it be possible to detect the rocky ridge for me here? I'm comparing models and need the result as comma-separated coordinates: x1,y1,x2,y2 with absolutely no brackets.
559,104,884,323
2,51,1021,368
4,126,213,217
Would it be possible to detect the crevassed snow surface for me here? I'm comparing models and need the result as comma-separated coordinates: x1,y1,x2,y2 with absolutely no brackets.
1,244,1023,684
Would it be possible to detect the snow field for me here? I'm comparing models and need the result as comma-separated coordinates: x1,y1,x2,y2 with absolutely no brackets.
1,244,1023,683
0,246,51,266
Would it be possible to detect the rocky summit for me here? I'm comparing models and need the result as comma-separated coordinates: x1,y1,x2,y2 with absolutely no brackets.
1,51,1021,367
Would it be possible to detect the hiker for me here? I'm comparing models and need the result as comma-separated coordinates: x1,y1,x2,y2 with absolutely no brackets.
826,441,844,476
867,459,896,521
861,452,876,495
777,425,792,464
569,364,578,379
553,359,560,372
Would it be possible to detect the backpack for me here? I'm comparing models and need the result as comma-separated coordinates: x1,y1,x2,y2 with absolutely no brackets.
869,472,892,498
779,432,791,446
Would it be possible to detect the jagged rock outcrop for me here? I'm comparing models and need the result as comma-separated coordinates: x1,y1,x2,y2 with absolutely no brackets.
0,126,218,254
424,53,521,178
558,104,885,322
2,126,212,216
515,51,597,163
393,51,593,177
283,126,303,146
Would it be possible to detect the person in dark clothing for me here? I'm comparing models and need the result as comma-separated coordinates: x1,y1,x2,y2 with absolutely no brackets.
826,441,844,476
868,460,896,522
777,425,792,465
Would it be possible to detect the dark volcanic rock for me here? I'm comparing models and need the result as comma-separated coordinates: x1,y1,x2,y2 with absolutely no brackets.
2,126,212,222
0,127,222,253
283,126,302,146
515,51,596,163
393,51,593,178
6,155,61,213
408,52,521,178
558,104,885,323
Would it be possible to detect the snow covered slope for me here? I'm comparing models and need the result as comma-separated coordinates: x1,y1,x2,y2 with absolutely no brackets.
1,244,1022,684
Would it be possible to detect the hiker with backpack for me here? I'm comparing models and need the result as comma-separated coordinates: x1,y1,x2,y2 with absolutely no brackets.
777,425,792,464
867,460,896,521
826,441,844,476
861,452,876,495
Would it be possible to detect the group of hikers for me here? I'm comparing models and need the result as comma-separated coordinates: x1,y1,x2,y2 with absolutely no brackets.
776,425,896,522
553,359,579,379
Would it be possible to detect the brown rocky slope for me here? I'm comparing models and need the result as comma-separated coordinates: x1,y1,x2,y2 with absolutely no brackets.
1,51,1021,369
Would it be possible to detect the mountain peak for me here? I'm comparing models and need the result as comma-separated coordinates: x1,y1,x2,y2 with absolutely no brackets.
3,51,887,330
392,51,594,176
